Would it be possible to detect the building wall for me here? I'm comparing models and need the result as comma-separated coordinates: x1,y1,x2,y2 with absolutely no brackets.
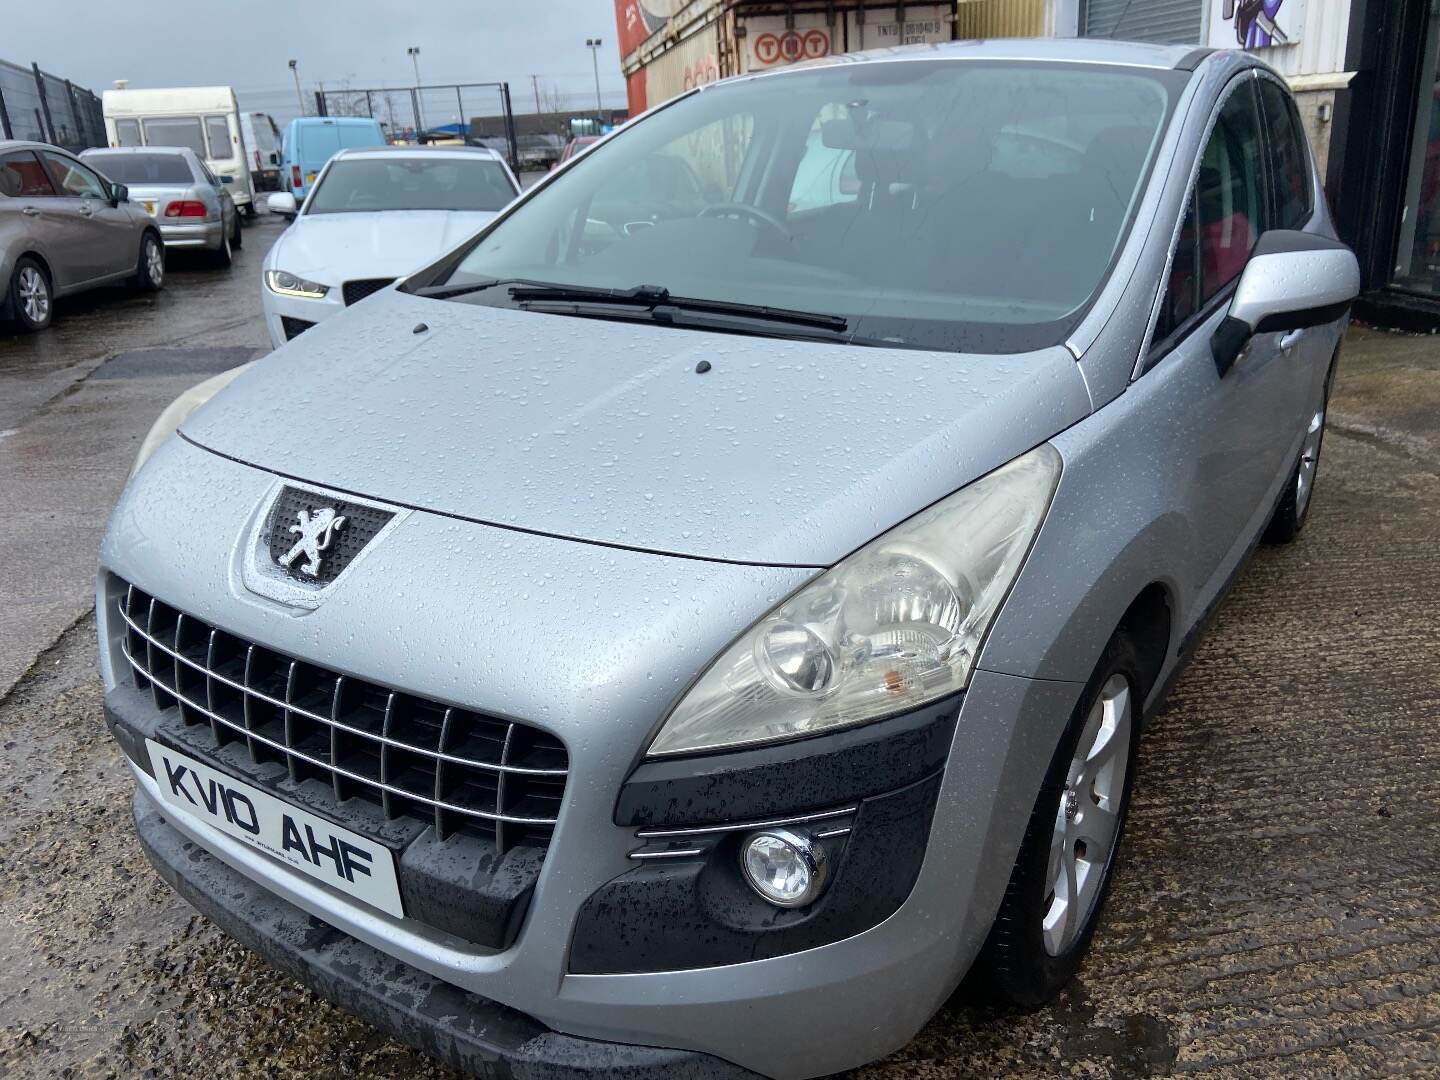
954,0,1046,38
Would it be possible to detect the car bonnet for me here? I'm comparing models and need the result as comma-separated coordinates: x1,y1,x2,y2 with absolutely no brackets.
181,289,1091,566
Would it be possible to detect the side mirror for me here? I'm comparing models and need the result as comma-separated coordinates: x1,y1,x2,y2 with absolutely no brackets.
1212,230,1360,376
266,191,298,218
110,181,128,205
220,174,234,185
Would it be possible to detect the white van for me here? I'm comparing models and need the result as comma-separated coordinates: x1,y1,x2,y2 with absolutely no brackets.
102,86,255,216
239,111,281,192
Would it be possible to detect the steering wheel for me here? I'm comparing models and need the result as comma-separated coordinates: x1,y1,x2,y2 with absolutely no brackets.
697,202,792,241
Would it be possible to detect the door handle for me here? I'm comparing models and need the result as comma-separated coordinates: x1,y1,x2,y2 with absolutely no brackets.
1279,329,1304,356
21,206,40,216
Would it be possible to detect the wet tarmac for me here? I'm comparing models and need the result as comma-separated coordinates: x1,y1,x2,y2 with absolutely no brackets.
0,227,1437,1078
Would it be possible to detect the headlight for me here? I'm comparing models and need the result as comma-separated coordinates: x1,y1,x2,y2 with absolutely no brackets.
265,269,328,298
131,362,255,477
648,444,1062,757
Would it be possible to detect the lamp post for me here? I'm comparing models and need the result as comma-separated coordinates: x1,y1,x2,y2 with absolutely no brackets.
407,46,425,132
288,59,303,116
585,38,604,121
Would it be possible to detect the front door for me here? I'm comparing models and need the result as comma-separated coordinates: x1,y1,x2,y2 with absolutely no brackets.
1146,76,1308,610
39,150,136,280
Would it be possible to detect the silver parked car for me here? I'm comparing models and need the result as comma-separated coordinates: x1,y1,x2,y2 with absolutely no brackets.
81,146,241,268
1,140,163,332
98,40,1359,1079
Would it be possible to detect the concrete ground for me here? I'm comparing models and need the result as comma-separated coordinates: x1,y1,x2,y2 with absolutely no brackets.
0,225,1437,1077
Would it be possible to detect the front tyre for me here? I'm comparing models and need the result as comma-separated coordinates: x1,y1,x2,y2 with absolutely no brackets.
133,232,164,292
7,257,53,331
972,634,1144,1007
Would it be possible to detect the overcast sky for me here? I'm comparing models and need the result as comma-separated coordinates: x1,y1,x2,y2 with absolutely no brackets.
3,1,629,126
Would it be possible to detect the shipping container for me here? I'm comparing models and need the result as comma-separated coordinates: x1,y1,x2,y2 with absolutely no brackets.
613,0,1048,114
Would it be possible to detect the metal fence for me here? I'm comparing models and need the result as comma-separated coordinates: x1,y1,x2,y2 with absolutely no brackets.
0,58,105,153
316,81,520,171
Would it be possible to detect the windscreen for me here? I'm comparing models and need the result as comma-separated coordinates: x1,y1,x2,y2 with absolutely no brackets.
430,60,1179,353
85,152,192,184
141,116,207,157
307,157,517,214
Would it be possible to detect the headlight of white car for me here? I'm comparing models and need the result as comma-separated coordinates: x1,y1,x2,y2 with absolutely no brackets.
131,362,255,477
648,444,1062,757
264,270,329,299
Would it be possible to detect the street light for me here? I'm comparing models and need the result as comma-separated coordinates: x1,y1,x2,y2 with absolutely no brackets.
407,46,425,131
585,38,604,120
288,59,304,116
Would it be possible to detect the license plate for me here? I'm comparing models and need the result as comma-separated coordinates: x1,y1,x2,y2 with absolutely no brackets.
145,740,404,917
141,199,156,216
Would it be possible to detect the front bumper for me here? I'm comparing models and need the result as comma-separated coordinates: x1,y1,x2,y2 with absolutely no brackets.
261,283,343,349
133,787,753,1079
159,220,224,250
100,435,1084,1078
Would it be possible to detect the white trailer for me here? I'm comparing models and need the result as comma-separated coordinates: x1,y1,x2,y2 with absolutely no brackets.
102,85,256,215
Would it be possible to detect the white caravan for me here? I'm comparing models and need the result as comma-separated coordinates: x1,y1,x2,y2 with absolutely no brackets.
102,85,255,215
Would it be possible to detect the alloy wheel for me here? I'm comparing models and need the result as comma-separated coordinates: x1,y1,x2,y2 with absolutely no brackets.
1042,673,1132,956
17,265,49,324
146,239,164,286
1294,406,1325,519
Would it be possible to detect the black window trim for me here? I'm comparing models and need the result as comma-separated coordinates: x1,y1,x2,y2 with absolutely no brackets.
1139,69,1271,375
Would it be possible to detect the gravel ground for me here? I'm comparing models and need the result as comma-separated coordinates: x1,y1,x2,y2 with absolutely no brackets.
1,277,1437,1076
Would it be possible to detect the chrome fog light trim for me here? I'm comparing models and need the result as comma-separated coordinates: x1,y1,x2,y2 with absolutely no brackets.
740,827,830,908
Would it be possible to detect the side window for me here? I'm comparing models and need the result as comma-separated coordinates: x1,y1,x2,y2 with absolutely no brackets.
0,150,59,197
1257,79,1312,229
1153,80,1269,345
40,151,109,199
114,119,142,147
1196,81,1268,301
205,116,234,160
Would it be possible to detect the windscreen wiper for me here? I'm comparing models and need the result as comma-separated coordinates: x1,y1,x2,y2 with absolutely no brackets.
508,283,849,332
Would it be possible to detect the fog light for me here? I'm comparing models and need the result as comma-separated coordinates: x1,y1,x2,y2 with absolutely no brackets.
740,827,829,908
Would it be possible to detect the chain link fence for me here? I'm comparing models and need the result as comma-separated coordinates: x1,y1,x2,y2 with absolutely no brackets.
0,57,105,153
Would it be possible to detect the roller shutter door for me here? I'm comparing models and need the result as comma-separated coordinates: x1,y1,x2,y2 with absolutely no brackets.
1083,0,1202,44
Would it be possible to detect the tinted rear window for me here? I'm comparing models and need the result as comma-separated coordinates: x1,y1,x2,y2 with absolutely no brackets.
85,152,192,184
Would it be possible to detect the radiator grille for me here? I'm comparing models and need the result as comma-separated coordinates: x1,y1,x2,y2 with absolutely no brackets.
342,278,395,306
116,581,567,853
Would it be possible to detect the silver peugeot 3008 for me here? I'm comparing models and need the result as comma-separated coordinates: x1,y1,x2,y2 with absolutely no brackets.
98,38,1359,1079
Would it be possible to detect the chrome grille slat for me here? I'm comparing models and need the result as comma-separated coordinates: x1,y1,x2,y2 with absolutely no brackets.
379,691,398,820
328,676,347,805
119,645,561,827
118,603,563,776
114,582,568,852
